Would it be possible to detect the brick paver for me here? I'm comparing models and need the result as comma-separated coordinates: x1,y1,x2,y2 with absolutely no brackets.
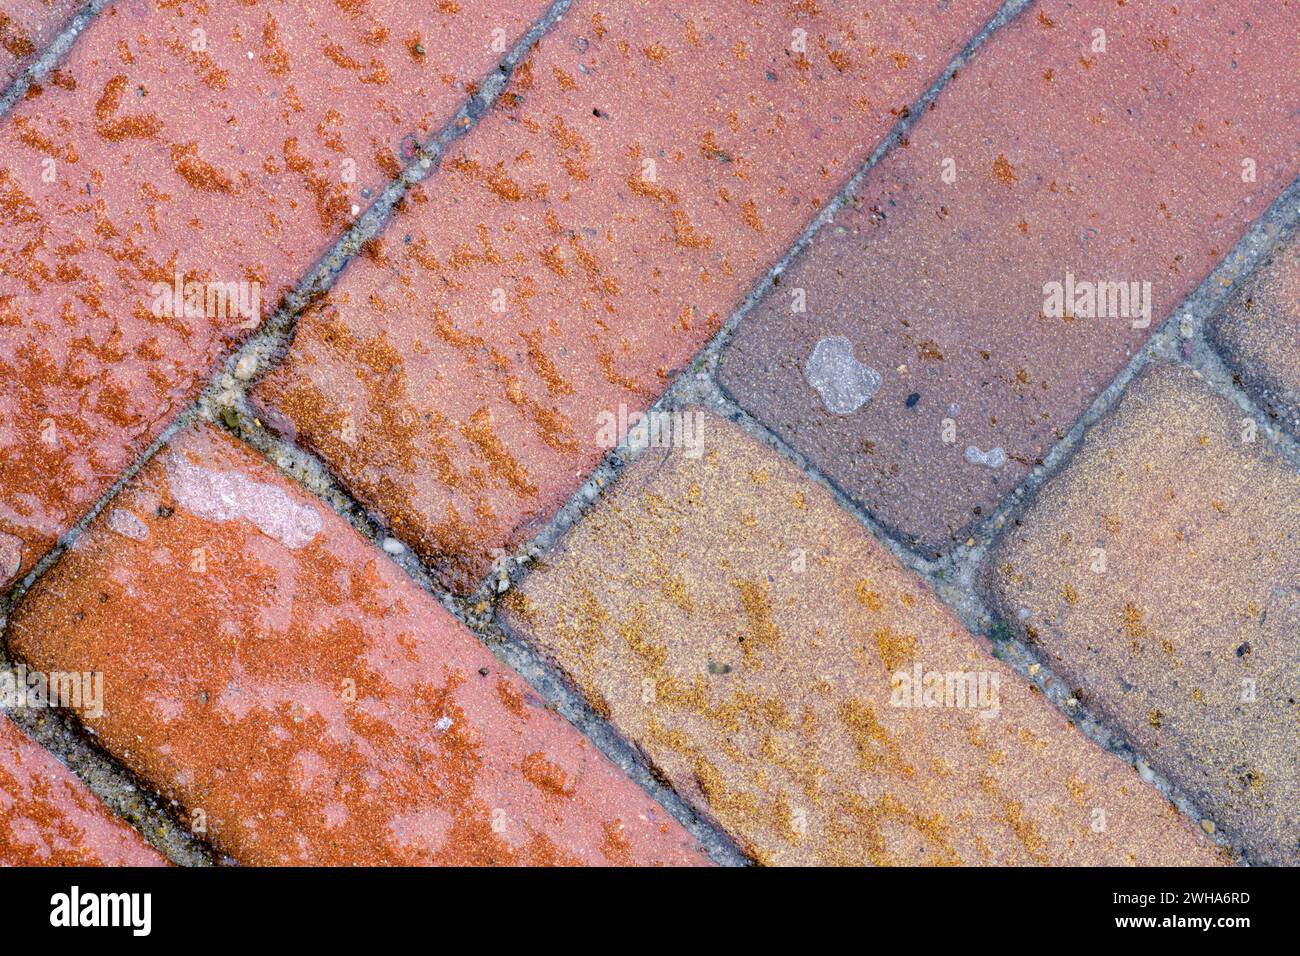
1207,228,1300,437
0,716,166,866
499,410,1223,866
718,0,1300,555
251,0,1004,593
0,0,548,591
985,364,1300,866
0,0,80,89
2,0,1293,873
6,423,708,866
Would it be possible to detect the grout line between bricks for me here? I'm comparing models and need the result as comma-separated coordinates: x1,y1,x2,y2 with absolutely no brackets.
0,0,110,121
0,0,588,866
456,4,1300,864
622,173,1300,867
4,0,746,869
115,0,1046,866
7,0,1291,867
1,690,214,866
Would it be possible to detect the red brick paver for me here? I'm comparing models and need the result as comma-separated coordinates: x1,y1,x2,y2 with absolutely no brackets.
985,364,1300,866
718,0,1300,555
0,0,81,89
251,0,1004,592
500,410,1224,866
1208,228,1300,436
0,716,166,866
6,423,708,866
0,0,548,591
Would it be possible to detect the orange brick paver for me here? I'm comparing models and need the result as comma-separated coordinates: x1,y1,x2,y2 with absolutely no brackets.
499,411,1223,866
0,716,166,866
0,0,548,590
7,423,709,866
985,364,1300,866
251,0,1004,592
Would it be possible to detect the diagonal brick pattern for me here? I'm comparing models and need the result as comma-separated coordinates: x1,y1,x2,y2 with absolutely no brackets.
718,0,1300,555
7,423,709,865
250,0,1004,593
0,0,1297,869
985,365,1300,865
0,0,548,590
501,411,1223,866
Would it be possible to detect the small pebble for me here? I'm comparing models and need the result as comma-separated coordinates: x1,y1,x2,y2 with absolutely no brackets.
233,353,258,380
1136,759,1154,783
1200,819,1216,834
381,537,405,555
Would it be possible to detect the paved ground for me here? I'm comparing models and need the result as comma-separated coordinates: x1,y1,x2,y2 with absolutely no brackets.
0,0,1296,866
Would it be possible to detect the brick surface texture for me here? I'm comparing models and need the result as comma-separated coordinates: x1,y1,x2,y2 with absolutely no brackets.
7,423,708,865
718,0,1300,554
2,0,1297,869
0,716,166,866
0,0,547,590
1208,227,1300,436
0,0,81,88
986,365,1300,866
501,411,1223,866
252,0,1003,592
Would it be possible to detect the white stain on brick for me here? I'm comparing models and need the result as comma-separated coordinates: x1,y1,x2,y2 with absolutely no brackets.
167,453,322,549
107,508,149,541
804,335,881,415
964,445,1007,468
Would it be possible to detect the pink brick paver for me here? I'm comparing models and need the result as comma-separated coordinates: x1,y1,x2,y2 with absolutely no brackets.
500,410,1225,866
0,0,81,89
718,0,1300,555
251,0,1005,592
6,423,708,866
0,0,548,591
1208,228,1300,437
0,716,166,866
985,364,1300,865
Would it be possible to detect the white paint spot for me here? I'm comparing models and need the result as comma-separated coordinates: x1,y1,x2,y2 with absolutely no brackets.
381,537,405,555
964,445,1007,468
804,335,881,415
233,353,258,381
107,508,149,541
167,453,322,548
433,715,453,735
